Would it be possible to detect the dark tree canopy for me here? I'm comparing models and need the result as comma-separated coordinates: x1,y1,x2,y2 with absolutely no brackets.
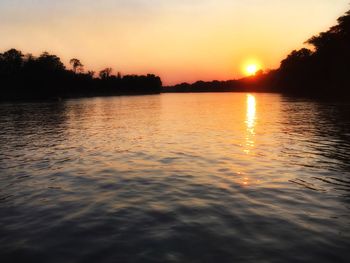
165,9,350,98
99,68,113,80
272,9,350,96
0,49,162,101
2,8,350,100
70,58,84,73
0,49,24,75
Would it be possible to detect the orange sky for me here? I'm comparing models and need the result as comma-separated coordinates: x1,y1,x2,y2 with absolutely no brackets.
0,0,349,85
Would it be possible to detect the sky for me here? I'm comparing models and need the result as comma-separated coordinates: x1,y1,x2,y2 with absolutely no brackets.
0,0,349,85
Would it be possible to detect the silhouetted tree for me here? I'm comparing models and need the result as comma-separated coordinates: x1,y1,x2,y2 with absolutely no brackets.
87,71,95,78
272,9,350,96
37,52,65,72
1,49,23,75
70,58,84,73
99,68,112,79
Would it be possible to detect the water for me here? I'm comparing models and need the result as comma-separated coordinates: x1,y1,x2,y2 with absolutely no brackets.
0,93,350,263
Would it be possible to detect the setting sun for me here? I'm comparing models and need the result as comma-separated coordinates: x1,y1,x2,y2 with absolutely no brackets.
245,64,259,76
242,59,262,76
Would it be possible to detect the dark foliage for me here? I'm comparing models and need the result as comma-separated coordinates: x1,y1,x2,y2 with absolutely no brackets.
0,50,162,101
164,70,277,94
2,10,349,100
274,10,350,96
165,9,350,98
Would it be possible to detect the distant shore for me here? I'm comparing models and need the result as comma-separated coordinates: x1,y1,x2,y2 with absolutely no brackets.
1,9,350,101
0,49,162,101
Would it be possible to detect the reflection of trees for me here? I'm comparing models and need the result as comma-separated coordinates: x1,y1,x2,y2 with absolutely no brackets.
280,96,350,195
312,102,350,170
0,102,69,170
281,97,350,168
0,102,68,138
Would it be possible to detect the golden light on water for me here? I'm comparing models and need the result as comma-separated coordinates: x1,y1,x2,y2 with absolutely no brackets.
245,94,257,154
246,94,257,129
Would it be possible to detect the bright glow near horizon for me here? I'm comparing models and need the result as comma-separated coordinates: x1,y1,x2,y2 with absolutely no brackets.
246,65,258,76
0,0,349,85
245,94,257,155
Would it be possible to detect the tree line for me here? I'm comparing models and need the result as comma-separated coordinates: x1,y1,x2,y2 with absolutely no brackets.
166,9,350,98
1,9,349,100
0,50,162,101
273,9,350,96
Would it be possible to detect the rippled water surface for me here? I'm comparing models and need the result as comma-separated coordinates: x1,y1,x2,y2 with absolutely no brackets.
1,93,350,263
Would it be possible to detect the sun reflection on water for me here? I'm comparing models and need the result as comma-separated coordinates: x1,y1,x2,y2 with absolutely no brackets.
244,94,257,154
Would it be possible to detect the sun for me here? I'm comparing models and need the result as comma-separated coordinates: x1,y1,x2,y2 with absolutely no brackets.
242,59,262,76
245,64,258,76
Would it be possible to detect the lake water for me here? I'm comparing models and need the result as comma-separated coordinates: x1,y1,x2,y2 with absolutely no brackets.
0,93,350,263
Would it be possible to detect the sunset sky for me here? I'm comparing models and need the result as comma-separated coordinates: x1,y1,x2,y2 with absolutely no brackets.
0,0,349,85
